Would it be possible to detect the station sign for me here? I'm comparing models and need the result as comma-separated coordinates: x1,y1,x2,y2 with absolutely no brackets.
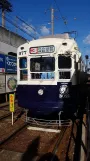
30,45,55,54
0,54,5,73
9,94,14,112
5,55,17,73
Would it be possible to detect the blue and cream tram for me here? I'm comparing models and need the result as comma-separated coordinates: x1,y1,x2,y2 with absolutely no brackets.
17,34,86,119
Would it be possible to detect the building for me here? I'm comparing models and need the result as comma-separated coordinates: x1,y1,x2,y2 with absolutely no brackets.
0,26,27,55
0,26,27,103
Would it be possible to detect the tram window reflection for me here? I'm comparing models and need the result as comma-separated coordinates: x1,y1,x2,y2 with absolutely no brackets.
30,57,55,72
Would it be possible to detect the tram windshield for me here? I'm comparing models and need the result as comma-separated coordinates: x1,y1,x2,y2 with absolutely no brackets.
30,57,55,72
58,55,71,69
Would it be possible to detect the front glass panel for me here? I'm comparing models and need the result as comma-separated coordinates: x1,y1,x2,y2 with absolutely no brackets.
58,55,71,69
30,57,55,72
30,57,55,79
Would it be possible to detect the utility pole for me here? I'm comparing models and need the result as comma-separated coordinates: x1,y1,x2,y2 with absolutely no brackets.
85,55,89,72
51,8,54,35
2,9,5,27
0,0,12,28
15,16,18,33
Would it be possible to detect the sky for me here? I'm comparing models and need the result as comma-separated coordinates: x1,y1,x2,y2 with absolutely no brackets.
1,0,90,60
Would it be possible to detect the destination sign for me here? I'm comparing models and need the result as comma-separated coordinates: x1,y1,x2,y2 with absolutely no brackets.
30,45,55,54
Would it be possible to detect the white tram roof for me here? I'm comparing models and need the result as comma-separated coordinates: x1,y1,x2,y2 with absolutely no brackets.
17,34,81,58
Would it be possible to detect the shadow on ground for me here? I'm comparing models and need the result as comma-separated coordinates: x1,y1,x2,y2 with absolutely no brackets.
21,136,60,161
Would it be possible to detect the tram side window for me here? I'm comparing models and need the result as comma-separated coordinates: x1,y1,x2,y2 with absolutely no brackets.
19,57,27,80
58,55,71,69
19,57,27,68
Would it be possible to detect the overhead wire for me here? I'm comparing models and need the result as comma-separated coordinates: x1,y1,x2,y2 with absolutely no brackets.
54,0,78,40
0,13,36,39
16,16,36,32
54,0,69,32
6,12,41,38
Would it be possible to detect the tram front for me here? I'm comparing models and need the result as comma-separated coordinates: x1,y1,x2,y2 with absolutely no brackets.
17,38,76,119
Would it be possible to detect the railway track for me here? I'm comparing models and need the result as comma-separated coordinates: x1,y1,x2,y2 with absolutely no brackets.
0,124,67,161
0,108,25,121
0,109,69,161
51,127,67,160
0,100,17,108
0,101,18,110
0,100,24,121
37,126,67,161
0,123,28,148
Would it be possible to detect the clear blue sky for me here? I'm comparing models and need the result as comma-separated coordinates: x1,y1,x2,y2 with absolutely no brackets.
5,0,90,59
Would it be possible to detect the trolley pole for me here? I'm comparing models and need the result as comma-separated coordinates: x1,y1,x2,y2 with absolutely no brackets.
51,8,54,35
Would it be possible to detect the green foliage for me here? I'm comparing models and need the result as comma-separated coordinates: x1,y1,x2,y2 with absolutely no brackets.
0,0,12,12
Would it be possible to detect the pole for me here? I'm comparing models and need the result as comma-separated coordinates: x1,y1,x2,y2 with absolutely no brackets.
2,9,5,27
51,8,54,35
15,16,18,34
12,112,13,125
85,55,89,72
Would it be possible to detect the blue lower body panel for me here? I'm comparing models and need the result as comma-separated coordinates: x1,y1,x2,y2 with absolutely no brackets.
17,83,78,118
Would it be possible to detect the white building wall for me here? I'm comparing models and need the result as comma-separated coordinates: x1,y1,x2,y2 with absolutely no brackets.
0,41,17,54
0,26,27,55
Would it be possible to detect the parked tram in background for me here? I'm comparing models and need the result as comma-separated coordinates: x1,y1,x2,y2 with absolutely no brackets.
17,34,87,120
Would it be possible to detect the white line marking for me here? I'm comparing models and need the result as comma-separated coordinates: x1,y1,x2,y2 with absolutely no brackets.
27,126,60,133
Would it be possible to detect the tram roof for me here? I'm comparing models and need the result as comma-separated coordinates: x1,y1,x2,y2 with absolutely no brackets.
18,34,81,58
28,37,75,46
39,33,70,39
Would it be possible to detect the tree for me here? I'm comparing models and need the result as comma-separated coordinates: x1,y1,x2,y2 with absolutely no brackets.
0,0,12,12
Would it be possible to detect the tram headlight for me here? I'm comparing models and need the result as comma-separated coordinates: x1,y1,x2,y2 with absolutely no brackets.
38,89,44,95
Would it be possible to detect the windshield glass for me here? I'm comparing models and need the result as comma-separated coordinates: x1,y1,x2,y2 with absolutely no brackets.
30,57,55,72
58,55,71,69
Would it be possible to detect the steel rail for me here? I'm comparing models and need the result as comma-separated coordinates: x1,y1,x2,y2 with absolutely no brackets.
0,109,24,121
0,100,17,108
0,123,28,147
51,127,67,161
